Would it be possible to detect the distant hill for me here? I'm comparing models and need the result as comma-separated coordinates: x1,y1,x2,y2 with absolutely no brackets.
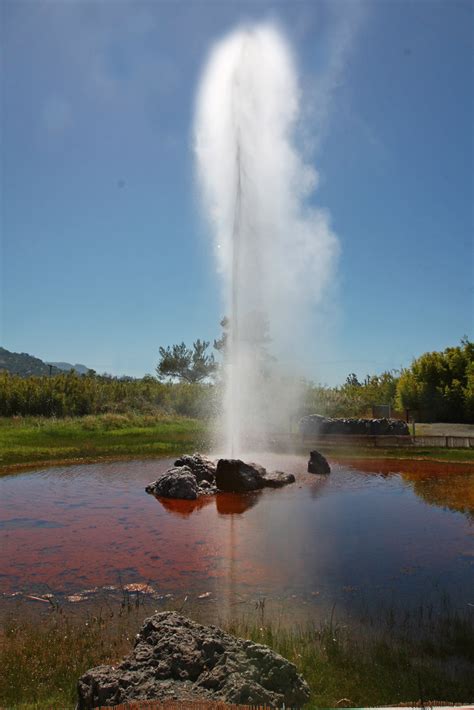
0,347,91,377
48,361,90,375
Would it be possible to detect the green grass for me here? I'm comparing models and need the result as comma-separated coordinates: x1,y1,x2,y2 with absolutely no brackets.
0,414,208,473
1,601,473,709
1,415,473,474
237,609,474,708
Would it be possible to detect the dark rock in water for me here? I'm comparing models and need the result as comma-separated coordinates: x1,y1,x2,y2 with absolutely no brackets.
300,414,409,437
174,452,216,483
146,466,199,500
215,459,267,492
76,611,310,709
147,454,294,500
261,470,296,488
307,450,331,475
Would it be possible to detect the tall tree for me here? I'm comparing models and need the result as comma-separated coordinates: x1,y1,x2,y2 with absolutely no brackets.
156,340,217,383
396,338,474,422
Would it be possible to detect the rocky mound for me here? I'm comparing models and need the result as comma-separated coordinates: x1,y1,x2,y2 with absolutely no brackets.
174,453,217,483
146,454,295,499
77,611,310,709
300,414,409,437
146,454,218,499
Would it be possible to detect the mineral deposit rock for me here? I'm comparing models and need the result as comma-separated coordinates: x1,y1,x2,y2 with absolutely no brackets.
174,453,216,483
77,611,310,709
307,450,331,475
145,466,199,500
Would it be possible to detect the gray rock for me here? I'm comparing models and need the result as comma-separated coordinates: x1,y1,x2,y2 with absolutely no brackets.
261,470,296,488
77,611,310,709
300,414,409,437
197,479,219,495
147,455,294,500
215,459,266,492
307,450,331,475
174,453,216,483
146,467,199,500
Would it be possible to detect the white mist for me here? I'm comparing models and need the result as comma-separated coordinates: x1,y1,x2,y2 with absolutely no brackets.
194,23,339,456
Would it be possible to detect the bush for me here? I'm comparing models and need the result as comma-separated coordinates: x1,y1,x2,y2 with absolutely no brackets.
0,372,217,420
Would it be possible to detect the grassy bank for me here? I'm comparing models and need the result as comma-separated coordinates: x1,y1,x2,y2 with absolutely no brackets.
0,414,208,473
1,415,473,474
1,602,473,709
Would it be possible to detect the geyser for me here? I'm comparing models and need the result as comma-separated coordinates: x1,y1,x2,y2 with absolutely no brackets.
194,23,339,456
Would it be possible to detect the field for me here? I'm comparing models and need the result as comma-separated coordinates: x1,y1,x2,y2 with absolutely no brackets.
0,414,208,473
1,599,473,709
1,415,474,474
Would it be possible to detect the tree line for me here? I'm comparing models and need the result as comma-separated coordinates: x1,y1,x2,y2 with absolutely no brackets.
0,338,472,422
0,371,217,419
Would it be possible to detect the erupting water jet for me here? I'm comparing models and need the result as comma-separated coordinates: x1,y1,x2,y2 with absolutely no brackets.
194,23,339,456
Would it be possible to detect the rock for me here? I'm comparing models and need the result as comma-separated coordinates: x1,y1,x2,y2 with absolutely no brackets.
215,459,267,492
300,414,409,437
146,467,199,500
174,453,216,483
261,470,296,488
77,611,310,709
200,482,219,496
307,450,331,475
147,455,294,500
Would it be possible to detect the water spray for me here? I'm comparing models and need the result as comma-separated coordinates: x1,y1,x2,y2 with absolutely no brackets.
194,23,339,457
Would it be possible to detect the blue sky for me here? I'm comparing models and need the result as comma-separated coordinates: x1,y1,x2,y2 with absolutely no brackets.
1,0,472,384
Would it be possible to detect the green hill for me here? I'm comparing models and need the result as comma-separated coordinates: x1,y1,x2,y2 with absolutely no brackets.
0,347,69,377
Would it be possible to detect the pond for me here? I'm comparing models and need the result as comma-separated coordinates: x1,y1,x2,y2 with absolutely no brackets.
1,454,473,622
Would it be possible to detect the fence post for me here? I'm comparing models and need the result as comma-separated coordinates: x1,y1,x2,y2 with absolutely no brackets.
445,436,449,448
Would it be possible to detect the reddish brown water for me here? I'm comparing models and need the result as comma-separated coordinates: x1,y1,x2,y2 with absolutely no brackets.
1,455,473,619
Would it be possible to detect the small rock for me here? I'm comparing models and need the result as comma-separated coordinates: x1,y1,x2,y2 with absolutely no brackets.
261,470,295,488
307,450,331,475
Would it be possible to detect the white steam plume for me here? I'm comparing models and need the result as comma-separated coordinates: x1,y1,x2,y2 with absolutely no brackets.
194,22,339,455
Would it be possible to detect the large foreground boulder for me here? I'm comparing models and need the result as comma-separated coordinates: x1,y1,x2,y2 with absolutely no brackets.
77,611,310,709
307,450,331,475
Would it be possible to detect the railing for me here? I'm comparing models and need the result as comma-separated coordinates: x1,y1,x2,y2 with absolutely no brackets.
299,434,474,449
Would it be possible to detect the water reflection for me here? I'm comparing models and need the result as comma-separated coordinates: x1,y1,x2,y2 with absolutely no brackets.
153,491,261,517
402,471,474,521
1,456,473,621
157,496,214,518
341,458,474,522
215,492,261,515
